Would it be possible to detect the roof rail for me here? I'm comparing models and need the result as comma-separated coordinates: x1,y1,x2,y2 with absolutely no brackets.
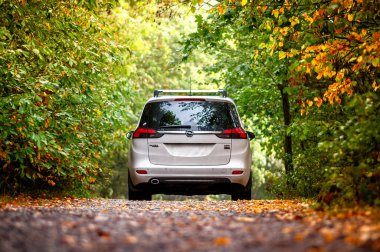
153,90,228,98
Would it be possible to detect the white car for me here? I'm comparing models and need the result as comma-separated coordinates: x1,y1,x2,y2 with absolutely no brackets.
127,90,254,200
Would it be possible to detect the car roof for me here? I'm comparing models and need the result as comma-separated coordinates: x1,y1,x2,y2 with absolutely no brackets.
145,96,235,104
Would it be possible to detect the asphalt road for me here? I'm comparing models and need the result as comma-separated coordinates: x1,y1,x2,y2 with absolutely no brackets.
0,199,377,252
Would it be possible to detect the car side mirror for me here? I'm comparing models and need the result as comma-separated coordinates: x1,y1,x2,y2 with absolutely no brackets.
126,131,134,140
247,131,255,140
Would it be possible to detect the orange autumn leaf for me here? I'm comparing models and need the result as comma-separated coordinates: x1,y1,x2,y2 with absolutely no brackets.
217,5,226,15
214,237,231,246
48,180,56,186
372,33,380,39
314,97,323,107
294,233,304,241
319,228,336,242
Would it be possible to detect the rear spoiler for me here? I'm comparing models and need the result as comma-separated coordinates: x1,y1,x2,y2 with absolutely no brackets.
153,90,228,98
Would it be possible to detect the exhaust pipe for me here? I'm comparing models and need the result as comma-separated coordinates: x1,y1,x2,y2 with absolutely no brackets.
151,179,160,185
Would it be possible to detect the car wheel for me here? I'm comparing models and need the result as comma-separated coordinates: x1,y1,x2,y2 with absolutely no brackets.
231,172,252,201
128,173,152,201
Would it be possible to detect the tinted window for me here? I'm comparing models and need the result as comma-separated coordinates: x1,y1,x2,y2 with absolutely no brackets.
140,101,240,131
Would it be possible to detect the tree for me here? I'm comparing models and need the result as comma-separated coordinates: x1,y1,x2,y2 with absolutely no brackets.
0,0,123,193
182,0,379,204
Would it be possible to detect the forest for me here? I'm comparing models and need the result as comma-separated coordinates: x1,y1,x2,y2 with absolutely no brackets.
0,0,379,207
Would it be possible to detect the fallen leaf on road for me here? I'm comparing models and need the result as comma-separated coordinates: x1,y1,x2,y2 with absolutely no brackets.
319,227,336,242
97,230,110,240
294,233,304,241
62,235,76,245
235,216,255,222
125,235,138,244
213,237,231,246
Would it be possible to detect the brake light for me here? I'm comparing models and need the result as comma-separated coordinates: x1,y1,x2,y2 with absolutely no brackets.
216,127,248,139
174,98,206,101
136,170,148,174
232,170,244,175
132,127,163,138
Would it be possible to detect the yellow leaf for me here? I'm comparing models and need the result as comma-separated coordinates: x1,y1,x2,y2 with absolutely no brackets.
306,99,313,107
303,13,314,24
347,14,353,21
272,9,279,18
235,216,255,222
372,58,380,67
284,0,291,10
279,51,287,60
259,42,267,49
290,17,299,27
242,0,248,6
290,49,299,55
373,81,379,91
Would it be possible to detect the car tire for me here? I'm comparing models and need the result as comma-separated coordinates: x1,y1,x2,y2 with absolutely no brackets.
231,172,252,201
128,173,152,201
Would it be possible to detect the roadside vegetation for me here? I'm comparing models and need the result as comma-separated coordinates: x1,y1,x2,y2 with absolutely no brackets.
0,0,379,207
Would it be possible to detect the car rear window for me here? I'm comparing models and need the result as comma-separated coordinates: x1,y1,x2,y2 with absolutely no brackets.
139,101,241,131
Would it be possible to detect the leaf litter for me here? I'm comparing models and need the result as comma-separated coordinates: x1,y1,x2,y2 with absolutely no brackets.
0,197,379,251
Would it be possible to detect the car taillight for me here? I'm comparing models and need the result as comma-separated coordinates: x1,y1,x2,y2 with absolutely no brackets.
133,127,163,138
216,127,248,139
136,170,148,174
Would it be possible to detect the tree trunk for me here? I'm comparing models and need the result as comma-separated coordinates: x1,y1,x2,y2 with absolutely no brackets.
278,83,293,174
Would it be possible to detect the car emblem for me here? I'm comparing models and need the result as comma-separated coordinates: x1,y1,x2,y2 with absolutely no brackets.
185,130,193,137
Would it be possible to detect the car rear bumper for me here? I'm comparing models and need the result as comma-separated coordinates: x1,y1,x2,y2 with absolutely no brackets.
129,177,250,195
129,165,251,186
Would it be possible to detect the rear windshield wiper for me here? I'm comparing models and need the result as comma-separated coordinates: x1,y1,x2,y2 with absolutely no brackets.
159,125,191,129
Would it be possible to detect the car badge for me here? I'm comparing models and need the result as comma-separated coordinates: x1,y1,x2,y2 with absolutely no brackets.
185,130,193,137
